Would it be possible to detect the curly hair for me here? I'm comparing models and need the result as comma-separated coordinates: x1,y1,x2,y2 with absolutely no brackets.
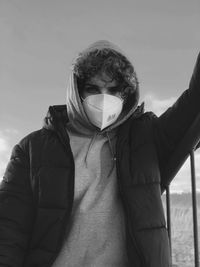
73,48,139,101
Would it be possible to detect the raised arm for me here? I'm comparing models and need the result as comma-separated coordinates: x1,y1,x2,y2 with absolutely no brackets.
0,144,35,266
153,52,200,190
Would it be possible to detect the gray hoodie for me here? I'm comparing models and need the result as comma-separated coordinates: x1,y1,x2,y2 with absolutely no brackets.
52,40,140,267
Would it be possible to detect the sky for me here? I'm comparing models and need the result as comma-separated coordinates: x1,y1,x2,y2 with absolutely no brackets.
0,0,200,192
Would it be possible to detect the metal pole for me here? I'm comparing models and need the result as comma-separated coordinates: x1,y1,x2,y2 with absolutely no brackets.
190,150,199,267
166,185,172,253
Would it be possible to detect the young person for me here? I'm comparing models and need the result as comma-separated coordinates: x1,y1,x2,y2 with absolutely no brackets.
0,40,199,267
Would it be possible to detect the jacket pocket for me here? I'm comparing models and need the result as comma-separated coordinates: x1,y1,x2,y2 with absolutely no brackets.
124,183,166,231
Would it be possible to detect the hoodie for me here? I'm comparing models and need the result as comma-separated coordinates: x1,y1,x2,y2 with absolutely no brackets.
52,40,140,267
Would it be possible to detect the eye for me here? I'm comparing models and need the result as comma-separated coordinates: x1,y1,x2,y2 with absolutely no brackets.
109,87,120,94
84,86,99,93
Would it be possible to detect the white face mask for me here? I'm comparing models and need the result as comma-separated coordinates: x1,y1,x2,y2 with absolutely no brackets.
82,94,123,130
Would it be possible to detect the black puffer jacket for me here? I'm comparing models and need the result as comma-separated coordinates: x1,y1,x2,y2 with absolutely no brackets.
0,53,200,267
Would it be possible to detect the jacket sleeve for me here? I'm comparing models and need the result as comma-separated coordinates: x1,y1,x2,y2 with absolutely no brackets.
0,143,35,267
153,52,200,189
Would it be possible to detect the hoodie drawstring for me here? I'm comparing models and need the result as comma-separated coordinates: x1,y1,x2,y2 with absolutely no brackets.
106,131,117,177
84,132,98,167
106,132,116,162
84,131,116,170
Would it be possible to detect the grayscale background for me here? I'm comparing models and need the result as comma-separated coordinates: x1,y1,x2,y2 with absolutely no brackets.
0,1,199,266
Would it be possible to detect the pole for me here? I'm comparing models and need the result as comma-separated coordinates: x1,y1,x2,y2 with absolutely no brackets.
166,185,172,253
190,150,199,267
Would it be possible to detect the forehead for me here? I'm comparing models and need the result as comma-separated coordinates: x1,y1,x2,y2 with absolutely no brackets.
86,72,118,87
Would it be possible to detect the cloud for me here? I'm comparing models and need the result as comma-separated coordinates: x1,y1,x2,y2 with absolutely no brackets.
0,129,19,181
144,93,176,116
0,135,10,180
0,137,8,152
171,152,200,193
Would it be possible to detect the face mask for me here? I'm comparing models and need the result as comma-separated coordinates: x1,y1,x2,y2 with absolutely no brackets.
82,94,123,130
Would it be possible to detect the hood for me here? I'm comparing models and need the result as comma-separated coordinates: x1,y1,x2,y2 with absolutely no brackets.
66,40,143,135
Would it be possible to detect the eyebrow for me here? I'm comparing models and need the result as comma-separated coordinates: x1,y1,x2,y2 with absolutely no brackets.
85,83,118,89
85,83,98,87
